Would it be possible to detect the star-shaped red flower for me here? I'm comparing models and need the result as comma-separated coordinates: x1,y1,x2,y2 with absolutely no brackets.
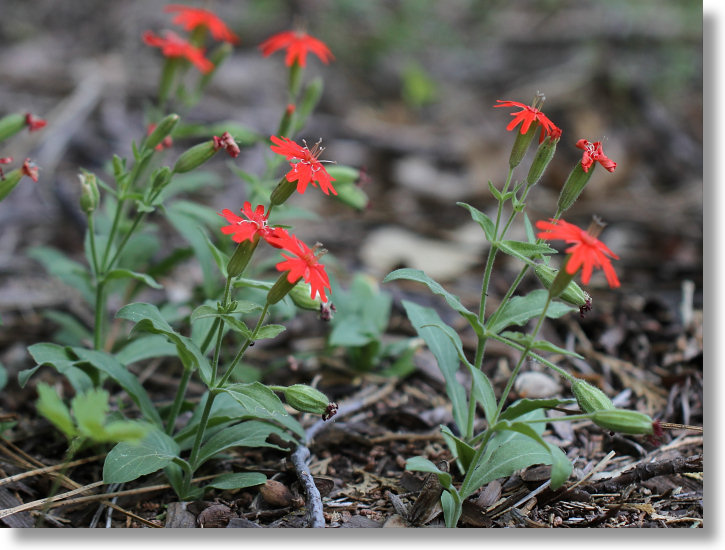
275,234,331,303
270,136,337,196
259,30,333,67
536,218,620,288
164,4,240,44
219,202,288,246
142,30,214,73
576,139,617,173
494,99,560,143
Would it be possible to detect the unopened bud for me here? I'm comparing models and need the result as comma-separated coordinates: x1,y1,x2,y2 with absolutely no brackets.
535,264,591,307
227,238,259,278
289,281,323,311
172,140,217,173
557,162,594,213
526,130,560,186
266,270,299,305
150,166,173,195
0,168,23,201
509,123,538,169
78,170,100,213
0,113,26,141
591,409,655,435
144,114,179,152
572,379,614,413
283,384,331,416
270,175,297,206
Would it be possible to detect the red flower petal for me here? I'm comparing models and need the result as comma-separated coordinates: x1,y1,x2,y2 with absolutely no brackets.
165,4,240,44
259,30,333,67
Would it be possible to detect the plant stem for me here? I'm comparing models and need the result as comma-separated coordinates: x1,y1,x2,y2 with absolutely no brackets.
165,367,192,435
93,282,106,351
217,303,270,388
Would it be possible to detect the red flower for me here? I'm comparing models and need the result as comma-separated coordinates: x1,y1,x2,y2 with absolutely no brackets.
21,158,39,182
259,30,333,67
212,131,240,158
576,139,617,173
164,4,240,44
147,123,173,151
536,218,620,288
25,113,46,132
494,99,560,143
219,202,288,246
142,30,214,73
275,234,331,303
270,136,337,196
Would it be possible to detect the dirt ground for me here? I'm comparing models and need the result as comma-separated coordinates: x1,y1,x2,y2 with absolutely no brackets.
0,0,702,528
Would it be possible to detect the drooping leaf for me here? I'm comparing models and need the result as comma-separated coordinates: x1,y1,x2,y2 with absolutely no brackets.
105,268,163,289
457,202,495,243
499,397,575,422
497,240,556,265
22,343,93,392
385,269,483,336
402,300,468,432
203,472,267,491
405,456,452,489
116,302,212,385
103,428,181,484
487,289,576,335
499,331,583,359
195,420,296,467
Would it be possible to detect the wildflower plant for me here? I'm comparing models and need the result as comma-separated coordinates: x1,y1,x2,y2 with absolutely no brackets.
384,93,659,527
19,5,350,501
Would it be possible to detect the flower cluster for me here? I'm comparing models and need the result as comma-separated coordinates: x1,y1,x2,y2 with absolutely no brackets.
219,202,331,302
270,136,336,196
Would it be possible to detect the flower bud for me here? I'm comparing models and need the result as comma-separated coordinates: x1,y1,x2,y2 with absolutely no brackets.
535,264,591,307
78,170,100,213
557,162,594,213
283,384,332,416
590,409,655,435
288,281,323,311
509,122,538,169
144,114,179,152
227,238,259,278
172,140,218,173
266,270,299,305
0,168,23,201
269,175,297,206
572,379,614,413
0,113,26,141
526,130,560,187
150,166,173,195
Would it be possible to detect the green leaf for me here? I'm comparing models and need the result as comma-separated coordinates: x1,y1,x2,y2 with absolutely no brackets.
27,246,94,304
0,362,7,391
497,240,556,265
101,420,150,444
220,383,304,439
470,368,497,426
116,302,213,385
103,428,181,484
114,335,178,366
385,269,483,336
23,343,93,392
71,388,110,439
36,383,77,439
441,489,462,528
523,213,536,244
202,231,229,278
105,269,163,289
195,420,296,467
333,181,369,211
71,347,163,427
499,331,584,359
405,456,452,489
401,300,468,432
44,310,92,347
457,202,495,242
255,324,286,340
440,425,475,473
190,302,261,322
487,289,576,334
204,472,267,491
487,181,502,202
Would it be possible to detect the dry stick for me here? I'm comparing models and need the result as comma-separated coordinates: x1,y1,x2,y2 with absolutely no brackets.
290,381,397,528
584,454,703,494
0,481,105,519
0,454,105,488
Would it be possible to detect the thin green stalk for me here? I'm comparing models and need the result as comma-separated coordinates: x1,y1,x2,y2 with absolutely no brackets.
465,374,477,441
217,303,270,388
165,367,192,435
209,276,234,385
93,282,106,351
87,215,100,277
105,212,145,271
492,293,552,423
186,389,216,473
